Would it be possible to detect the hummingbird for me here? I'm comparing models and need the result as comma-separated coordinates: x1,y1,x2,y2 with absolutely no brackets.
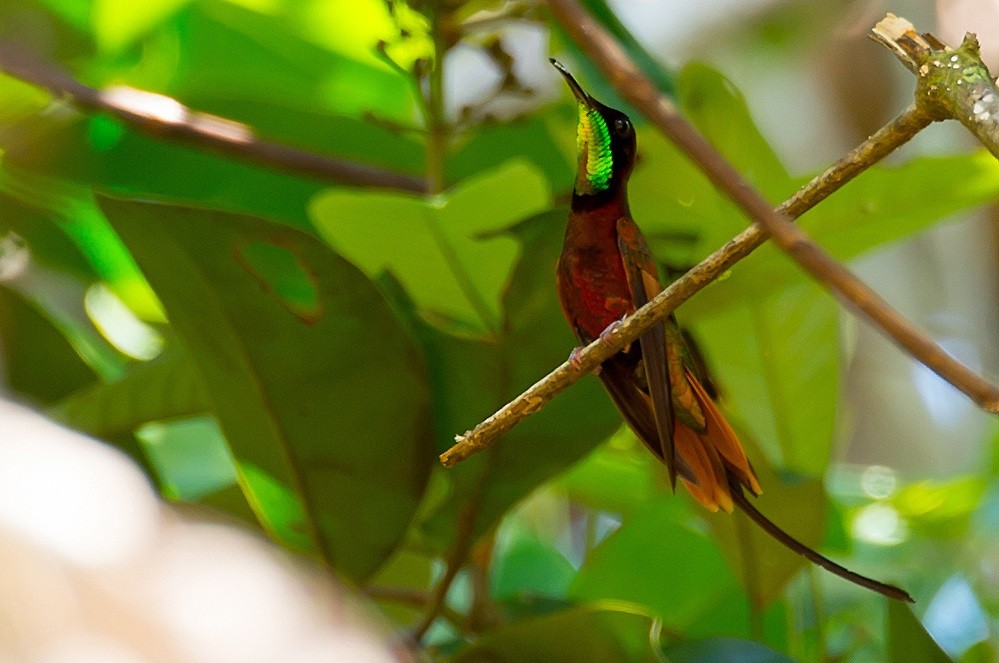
551,59,911,603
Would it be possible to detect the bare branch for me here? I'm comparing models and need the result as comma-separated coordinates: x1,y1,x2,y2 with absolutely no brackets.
0,45,427,194
441,11,999,467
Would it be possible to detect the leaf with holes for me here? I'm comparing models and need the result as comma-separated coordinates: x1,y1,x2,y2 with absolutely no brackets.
99,196,433,581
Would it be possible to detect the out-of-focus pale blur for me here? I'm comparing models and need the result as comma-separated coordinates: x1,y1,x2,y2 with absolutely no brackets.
0,398,404,663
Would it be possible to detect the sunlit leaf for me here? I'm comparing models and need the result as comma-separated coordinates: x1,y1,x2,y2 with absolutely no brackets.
630,64,794,269
136,415,237,501
892,477,987,539
92,0,192,52
99,196,433,581
690,151,999,314
312,160,549,334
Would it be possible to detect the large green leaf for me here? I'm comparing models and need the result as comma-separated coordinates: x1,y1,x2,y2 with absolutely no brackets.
415,210,619,552
99,196,433,581
688,151,999,315
51,348,209,439
569,495,740,630
888,602,952,663
554,427,664,517
311,160,549,334
629,64,794,270
689,280,839,475
449,603,662,663
91,0,192,52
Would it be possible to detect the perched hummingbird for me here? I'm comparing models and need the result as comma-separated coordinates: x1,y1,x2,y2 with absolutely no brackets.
551,59,911,603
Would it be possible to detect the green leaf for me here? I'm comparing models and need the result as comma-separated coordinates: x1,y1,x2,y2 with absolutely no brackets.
491,523,576,600
448,603,662,663
704,456,826,605
0,286,96,404
688,280,839,475
663,637,793,663
693,151,999,313
92,0,193,52
447,115,573,187
630,64,794,270
892,477,987,540
167,2,414,122
51,349,209,439
136,415,238,501
99,196,433,581
554,427,663,517
367,549,435,626
311,160,549,334
416,211,619,552
570,496,740,630
888,602,953,663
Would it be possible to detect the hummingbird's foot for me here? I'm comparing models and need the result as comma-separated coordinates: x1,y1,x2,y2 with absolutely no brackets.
599,317,630,352
568,346,601,375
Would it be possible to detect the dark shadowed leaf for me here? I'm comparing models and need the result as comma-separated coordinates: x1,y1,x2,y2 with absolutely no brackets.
51,349,209,439
99,196,433,581
0,285,96,404
449,603,662,663
888,601,953,663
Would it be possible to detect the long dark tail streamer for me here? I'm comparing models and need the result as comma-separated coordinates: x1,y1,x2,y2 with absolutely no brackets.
729,478,913,603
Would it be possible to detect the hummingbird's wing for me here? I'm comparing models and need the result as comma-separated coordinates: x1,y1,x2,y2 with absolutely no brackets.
614,217,678,489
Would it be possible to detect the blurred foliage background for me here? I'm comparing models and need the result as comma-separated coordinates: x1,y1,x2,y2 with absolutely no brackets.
0,0,998,661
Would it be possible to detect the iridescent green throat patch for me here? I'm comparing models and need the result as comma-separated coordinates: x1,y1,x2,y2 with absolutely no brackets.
576,104,613,195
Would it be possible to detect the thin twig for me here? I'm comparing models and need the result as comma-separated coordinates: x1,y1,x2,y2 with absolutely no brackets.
545,0,999,406
0,45,427,193
440,11,999,467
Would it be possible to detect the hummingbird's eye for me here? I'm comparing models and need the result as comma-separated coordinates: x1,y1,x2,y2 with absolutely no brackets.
613,117,631,136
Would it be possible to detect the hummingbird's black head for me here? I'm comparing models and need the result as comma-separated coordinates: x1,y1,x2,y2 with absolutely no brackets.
550,59,637,209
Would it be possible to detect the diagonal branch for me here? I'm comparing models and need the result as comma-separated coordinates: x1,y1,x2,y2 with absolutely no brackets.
545,0,999,408
0,45,427,194
441,11,999,467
